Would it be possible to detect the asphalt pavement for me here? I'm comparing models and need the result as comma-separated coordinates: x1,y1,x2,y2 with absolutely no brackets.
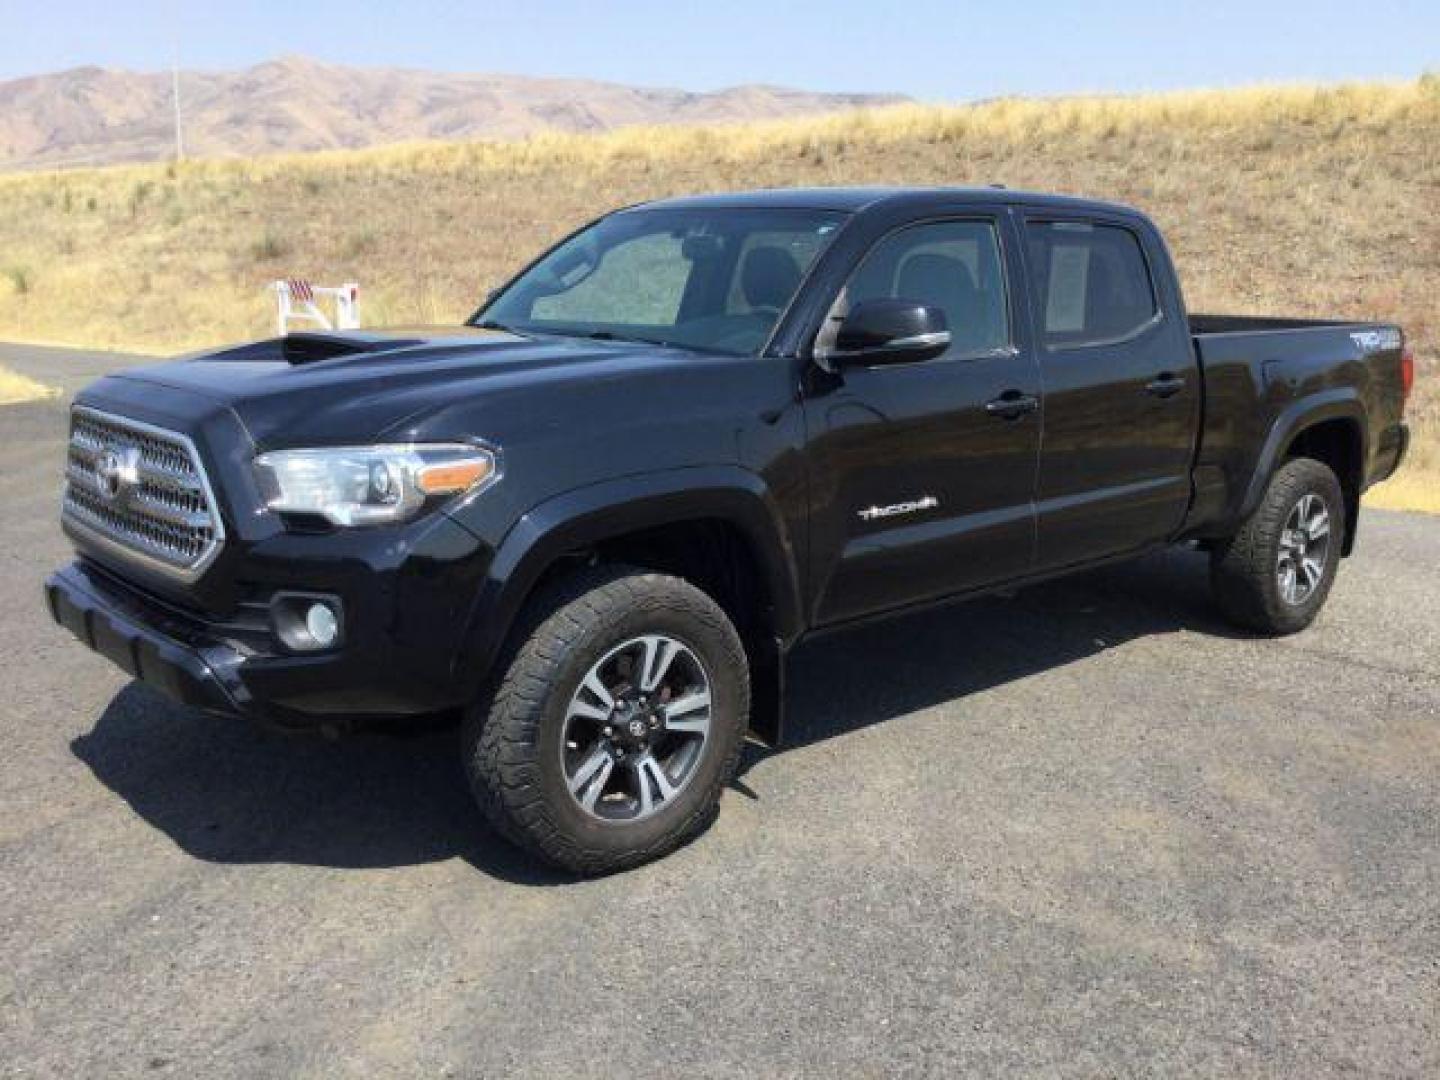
1,345,1436,1078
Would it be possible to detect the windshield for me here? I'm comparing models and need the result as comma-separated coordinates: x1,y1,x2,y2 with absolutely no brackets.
475,208,846,356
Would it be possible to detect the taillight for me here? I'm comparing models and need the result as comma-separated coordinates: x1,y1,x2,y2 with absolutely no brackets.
1401,345,1415,406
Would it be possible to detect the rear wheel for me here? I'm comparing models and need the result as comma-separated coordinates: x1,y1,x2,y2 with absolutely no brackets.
463,566,750,874
1210,457,1345,635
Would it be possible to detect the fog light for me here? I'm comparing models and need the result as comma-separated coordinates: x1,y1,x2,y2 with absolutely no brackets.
305,602,339,648
271,593,344,652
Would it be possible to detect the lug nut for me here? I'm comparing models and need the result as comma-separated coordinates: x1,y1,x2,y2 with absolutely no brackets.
603,726,613,737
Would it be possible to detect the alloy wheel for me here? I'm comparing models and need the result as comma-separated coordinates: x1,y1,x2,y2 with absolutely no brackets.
1276,492,1332,605
560,634,713,822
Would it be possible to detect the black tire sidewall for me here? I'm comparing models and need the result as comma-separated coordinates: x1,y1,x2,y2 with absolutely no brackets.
532,597,745,857
1273,465,1343,628
1214,457,1346,634
465,569,751,871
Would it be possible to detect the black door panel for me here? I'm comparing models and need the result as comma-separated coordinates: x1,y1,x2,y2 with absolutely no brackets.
805,357,1040,623
1023,217,1199,567
802,214,1041,626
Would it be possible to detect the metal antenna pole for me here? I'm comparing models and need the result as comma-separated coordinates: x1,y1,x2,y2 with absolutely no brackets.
171,43,184,161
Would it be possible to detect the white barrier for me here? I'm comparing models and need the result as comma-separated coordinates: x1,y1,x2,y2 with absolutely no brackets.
272,279,360,335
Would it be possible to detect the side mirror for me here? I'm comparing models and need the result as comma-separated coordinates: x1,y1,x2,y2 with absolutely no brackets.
827,299,951,366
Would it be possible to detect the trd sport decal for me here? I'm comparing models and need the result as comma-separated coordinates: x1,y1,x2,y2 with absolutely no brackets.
1350,328,1401,352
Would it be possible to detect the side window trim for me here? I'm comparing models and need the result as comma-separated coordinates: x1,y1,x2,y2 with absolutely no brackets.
813,214,1018,364
1022,214,1165,352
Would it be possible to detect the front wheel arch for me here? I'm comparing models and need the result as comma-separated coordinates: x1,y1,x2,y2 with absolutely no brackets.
451,467,801,739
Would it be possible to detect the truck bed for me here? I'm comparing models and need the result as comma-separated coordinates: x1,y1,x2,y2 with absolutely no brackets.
1190,314,1367,335
1184,313,1408,542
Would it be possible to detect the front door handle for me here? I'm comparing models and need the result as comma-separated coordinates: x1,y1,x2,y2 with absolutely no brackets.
985,391,1039,420
1145,373,1186,398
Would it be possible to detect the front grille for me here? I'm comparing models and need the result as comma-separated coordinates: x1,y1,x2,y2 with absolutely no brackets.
62,407,225,579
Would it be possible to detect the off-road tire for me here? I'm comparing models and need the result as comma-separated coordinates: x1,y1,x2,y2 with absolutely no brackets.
462,566,750,875
1210,456,1346,635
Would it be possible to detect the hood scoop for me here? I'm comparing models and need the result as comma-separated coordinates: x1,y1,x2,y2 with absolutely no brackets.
281,332,424,365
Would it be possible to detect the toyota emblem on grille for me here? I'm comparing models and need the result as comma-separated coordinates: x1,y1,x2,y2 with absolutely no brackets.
95,445,141,506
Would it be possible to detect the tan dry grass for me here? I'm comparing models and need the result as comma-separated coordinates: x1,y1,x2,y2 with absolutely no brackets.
0,365,59,404
0,78,1436,505
1365,472,1440,512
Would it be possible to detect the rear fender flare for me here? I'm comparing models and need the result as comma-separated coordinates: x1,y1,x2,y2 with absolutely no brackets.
1239,389,1367,546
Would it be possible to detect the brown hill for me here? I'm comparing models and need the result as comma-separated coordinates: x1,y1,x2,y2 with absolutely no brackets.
0,79,1432,506
0,55,906,170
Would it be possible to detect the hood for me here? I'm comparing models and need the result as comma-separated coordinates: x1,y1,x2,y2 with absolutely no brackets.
106,326,703,449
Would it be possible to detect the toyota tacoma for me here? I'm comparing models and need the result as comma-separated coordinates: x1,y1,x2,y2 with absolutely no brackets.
45,187,1415,873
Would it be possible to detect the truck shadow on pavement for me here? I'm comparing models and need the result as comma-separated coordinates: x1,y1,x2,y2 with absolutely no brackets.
771,544,1239,754
72,544,1238,884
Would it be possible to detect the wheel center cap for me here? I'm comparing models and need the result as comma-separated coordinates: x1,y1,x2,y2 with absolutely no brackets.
626,718,648,739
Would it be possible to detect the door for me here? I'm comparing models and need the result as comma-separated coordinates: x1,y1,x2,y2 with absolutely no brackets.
802,216,1042,626
1021,216,1200,568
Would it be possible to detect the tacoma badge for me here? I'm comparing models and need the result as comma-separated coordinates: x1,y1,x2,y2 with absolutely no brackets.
857,496,939,522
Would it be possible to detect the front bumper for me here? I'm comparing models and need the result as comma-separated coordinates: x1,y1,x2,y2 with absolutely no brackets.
46,561,254,720
44,552,487,729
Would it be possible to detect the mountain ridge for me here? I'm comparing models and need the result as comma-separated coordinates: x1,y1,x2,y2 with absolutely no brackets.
0,54,907,170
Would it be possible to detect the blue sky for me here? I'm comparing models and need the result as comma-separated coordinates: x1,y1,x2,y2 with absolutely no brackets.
1,0,1435,98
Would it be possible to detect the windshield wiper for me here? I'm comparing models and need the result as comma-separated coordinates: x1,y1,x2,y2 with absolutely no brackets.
577,329,675,348
473,319,527,335
477,323,685,350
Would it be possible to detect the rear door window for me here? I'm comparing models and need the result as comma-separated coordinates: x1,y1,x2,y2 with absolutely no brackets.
1025,221,1158,347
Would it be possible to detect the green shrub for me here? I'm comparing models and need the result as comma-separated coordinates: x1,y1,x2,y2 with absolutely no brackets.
3,266,32,295
250,231,293,261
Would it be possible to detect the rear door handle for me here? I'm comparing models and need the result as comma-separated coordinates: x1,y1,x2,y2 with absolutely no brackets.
985,391,1039,419
1145,373,1186,398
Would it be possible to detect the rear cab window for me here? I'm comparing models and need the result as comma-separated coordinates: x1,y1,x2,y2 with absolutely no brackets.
1025,220,1159,348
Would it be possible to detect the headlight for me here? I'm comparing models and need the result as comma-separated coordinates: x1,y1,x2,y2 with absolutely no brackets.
253,443,498,526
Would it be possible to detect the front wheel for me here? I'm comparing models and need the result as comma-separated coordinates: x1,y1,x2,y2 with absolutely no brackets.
463,567,750,874
1210,456,1346,635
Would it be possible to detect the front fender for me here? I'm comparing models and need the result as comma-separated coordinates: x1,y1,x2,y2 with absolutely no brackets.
450,465,804,701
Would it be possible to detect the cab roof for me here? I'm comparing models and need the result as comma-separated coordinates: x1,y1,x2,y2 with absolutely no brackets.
635,186,1140,217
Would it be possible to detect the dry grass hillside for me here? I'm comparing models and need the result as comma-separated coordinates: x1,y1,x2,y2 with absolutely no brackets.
0,78,1435,507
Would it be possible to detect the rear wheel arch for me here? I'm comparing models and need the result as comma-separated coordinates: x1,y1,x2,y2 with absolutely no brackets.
1243,393,1367,556
1281,417,1363,555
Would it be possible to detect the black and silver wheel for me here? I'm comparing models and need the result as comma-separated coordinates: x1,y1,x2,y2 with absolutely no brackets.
463,567,749,874
1211,456,1346,635
562,634,714,821
1275,492,1332,606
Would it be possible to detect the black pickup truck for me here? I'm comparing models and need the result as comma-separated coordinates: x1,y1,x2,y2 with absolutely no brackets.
46,187,1414,872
